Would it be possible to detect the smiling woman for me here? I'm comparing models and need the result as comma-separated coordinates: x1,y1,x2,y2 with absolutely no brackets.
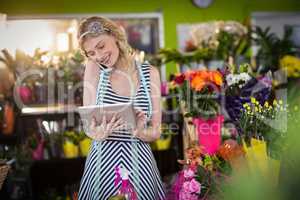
77,16,166,200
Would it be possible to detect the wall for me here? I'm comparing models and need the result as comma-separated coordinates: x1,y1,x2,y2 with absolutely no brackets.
1,0,300,78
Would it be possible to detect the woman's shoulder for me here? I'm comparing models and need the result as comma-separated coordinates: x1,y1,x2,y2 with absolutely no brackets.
140,60,157,73
140,61,160,82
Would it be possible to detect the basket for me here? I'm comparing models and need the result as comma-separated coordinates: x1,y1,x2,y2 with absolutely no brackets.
0,164,10,190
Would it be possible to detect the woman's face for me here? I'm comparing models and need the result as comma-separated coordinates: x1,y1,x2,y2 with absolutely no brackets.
83,34,120,68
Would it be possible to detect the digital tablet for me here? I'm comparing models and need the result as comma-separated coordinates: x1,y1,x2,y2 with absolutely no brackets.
77,102,137,131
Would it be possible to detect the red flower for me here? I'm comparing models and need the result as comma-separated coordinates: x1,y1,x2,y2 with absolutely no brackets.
174,73,186,85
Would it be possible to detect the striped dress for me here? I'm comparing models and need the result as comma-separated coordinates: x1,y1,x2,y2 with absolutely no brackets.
78,61,166,200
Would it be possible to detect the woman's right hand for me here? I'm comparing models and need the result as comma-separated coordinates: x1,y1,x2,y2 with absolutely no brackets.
86,114,124,141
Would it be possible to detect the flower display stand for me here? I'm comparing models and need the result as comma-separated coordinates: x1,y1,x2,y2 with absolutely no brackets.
180,102,198,160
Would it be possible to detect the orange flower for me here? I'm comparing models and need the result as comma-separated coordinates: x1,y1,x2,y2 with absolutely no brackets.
210,71,223,86
191,74,206,91
188,69,223,92
184,70,197,80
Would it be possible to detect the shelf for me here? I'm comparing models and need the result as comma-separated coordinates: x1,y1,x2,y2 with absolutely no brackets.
21,104,80,116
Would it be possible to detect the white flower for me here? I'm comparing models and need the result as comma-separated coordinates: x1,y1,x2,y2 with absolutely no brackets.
226,73,251,87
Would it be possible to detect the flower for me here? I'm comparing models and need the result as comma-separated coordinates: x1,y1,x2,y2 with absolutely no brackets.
218,139,245,164
226,72,251,87
182,178,201,194
191,74,206,91
179,191,198,200
280,55,300,78
174,73,186,85
264,102,269,108
183,168,195,179
211,71,223,86
190,70,223,91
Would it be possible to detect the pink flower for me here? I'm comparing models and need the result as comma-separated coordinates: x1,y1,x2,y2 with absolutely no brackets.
189,179,201,194
179,191,198,200
183,168,195,179
182,179,201,194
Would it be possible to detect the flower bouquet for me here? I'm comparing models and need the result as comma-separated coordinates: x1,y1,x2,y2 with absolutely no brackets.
168,140,244,200
173,69,224,154
239,98,288,158
223,64,272,130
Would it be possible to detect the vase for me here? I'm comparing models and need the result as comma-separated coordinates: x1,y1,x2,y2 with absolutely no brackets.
154,135,172,151
161,81,169,96
192,115,224,155
63,140,79,158
32,140,45,160
17,85,33,104
79,138,92,157
2,100,15,135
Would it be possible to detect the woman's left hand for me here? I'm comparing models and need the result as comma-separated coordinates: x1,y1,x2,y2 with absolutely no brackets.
132,109,147,139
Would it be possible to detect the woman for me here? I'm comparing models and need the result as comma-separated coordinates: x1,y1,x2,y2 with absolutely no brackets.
77,16,166,200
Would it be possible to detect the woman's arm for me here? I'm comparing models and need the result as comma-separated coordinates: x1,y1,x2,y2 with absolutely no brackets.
134,65,162,142
83,60,99,106
83,60,124,141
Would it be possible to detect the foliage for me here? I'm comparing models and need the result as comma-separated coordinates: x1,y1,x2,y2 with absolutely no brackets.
253,26,296,74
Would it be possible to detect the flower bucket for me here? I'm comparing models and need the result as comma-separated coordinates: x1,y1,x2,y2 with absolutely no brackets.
32,140,44,160
63,140,79,158
79,138,92,157
161,81,169,96
192,115,224,155
17,85,32,104
155,135,172,151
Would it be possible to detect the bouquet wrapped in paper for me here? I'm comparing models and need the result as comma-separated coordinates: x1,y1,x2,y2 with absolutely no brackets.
243,138,281,187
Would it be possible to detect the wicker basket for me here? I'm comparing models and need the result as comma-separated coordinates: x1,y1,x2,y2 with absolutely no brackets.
0,164,10,190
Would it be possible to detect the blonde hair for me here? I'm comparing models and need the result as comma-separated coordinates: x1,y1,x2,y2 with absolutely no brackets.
77,16,134,70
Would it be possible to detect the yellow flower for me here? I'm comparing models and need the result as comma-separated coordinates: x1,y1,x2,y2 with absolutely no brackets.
264,102,269,108
279,100,283,105
251,97,256,104
273,100,278,106
280,55,300,78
